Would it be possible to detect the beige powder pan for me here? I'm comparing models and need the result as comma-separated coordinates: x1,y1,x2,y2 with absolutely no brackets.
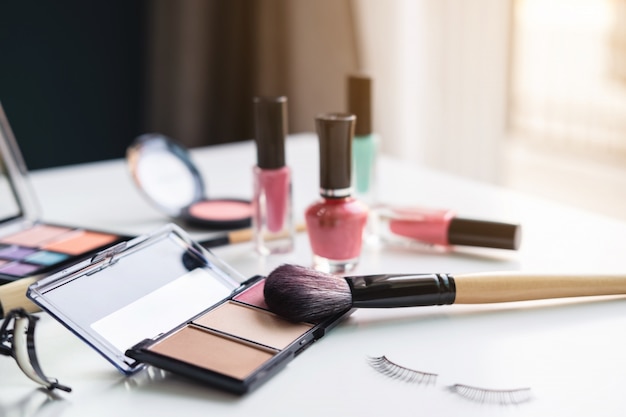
147,326,275,380
193,301,313,350
144,300,313,383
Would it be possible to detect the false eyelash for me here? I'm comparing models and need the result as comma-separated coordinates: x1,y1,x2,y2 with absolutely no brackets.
367,355,532,406
366,355,438,385
449,383,532,406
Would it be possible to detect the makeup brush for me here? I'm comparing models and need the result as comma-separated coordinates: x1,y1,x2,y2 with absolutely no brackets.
199,222,306,248
264,264,626,322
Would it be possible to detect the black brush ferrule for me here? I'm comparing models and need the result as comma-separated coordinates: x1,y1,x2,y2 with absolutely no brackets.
345,273,456,308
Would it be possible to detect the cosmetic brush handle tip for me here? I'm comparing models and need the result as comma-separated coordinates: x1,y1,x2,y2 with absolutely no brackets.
0,277,40,318
453,272,626,304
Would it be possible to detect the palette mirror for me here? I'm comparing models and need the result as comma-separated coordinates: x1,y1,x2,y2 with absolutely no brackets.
0,102,128,284
29,224,244,373
0,156,21,222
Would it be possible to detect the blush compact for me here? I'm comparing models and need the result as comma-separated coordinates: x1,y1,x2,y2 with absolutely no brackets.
126,134,253,230
27,223,352,394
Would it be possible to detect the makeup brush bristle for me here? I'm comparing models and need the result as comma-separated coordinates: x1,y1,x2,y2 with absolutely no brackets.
263,264,353,322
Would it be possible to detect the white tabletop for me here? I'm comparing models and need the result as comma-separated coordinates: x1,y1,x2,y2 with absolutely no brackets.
2,133,626,416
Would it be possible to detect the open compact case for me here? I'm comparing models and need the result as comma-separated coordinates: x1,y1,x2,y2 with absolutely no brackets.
27,223,352,394
0,102,128,285
127,133,253,230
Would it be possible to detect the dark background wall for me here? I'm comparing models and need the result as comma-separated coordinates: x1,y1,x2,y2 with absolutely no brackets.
0,1,147,170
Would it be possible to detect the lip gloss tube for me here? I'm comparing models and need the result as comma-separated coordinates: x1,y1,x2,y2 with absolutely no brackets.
370,205,521,250
252,96,294,255
305,113,369,273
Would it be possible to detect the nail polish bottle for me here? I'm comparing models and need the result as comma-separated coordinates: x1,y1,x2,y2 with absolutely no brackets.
305,113,369,273
348,74,379,204
252,96,294,255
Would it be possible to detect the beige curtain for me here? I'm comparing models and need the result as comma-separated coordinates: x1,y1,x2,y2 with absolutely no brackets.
143,0,513,184
144,0,360,148
355,0,513,184
611,0,626,83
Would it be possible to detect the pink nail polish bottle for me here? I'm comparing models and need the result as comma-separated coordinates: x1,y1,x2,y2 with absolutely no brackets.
305,113,369,273
252,96,294,255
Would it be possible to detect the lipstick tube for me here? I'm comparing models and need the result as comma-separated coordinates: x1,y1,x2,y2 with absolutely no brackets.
370,205,521,250
252,96,294,255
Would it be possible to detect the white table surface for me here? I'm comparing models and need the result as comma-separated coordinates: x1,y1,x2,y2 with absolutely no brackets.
2,133,626,416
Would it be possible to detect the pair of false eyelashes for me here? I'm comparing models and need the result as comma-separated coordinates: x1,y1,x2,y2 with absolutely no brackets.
367,355,532,406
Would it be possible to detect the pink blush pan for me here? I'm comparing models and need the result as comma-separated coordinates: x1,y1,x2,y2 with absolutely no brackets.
189,200,252,220
182,199,252,230
233,279,268,310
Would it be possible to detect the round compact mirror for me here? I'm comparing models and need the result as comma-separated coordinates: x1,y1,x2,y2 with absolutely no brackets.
127,133,252,230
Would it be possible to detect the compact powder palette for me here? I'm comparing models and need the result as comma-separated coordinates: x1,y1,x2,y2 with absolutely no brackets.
28,224,351,394
131,284,316,392
127,133,253,230
0,103,127,284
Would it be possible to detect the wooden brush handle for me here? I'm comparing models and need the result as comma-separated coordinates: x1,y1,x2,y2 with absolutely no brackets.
0,277,40,318
223,222,307,244
453,272,626,304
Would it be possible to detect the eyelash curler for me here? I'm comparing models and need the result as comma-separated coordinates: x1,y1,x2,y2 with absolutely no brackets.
1,308,71,392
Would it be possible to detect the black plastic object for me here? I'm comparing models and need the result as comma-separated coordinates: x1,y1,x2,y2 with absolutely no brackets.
346,273,456,308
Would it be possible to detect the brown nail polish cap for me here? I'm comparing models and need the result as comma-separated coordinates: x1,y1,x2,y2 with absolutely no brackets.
254,96,288,169
315,112,356,194
348,74,372,136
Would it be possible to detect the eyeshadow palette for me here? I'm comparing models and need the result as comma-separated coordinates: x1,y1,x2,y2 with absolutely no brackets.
27,224,351,394
0,103,128,284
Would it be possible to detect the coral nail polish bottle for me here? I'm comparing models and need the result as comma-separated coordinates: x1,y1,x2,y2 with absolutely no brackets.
305,113,369,273
252,96,294,255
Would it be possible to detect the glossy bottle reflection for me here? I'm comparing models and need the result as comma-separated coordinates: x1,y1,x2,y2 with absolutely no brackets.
305,113,368,273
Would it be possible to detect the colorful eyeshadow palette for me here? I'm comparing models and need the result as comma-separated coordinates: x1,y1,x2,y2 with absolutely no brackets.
0,103,128,284
0,224,125,284
28,224,351,394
